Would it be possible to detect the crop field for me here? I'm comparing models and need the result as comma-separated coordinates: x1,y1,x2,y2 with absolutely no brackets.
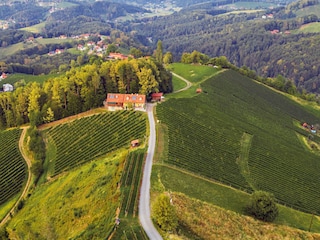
120,149,145,217
43,111,146,176
157,69,320,214
0,129,26,205
112,149,148,240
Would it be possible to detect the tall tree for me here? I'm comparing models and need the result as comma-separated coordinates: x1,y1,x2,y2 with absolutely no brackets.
156,40,163,64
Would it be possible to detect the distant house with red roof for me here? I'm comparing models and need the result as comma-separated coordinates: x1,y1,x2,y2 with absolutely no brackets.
151,92,163,102
0,72,7,80
105,93,146,111
108,53,128,60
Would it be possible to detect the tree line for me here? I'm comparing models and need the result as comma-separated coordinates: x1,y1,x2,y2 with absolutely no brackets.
0,57,172,129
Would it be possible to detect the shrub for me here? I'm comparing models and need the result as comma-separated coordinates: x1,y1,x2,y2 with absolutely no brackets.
247,191,278,222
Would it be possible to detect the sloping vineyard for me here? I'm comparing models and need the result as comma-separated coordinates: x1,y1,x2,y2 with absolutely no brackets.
157,69,320,214
43,111,146,176
0,129,26,205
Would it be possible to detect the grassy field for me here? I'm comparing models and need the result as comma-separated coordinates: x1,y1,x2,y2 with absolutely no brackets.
171,192,320,239
151,165,320,233
172,74,187,92
0,42,25,58
166,63,220,99
6,150,125,239
1,73,61,86
157,68,320,216
20,22,46,33
294,22,320,33
0,129,26,214
42,111,147,177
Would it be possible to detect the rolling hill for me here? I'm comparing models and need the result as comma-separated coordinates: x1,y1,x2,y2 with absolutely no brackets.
157,69,320,215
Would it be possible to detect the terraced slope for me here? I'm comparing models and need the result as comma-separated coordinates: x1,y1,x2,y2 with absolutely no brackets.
157,69,320,214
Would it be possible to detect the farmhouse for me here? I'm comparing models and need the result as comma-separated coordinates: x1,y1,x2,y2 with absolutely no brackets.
105,93,146,111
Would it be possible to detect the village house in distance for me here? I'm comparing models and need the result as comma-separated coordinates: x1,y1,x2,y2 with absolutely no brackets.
105,93,146,111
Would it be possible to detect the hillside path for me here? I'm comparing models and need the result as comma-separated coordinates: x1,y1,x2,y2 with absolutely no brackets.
0,127,32,227
171,72,192,93
139,103,163,240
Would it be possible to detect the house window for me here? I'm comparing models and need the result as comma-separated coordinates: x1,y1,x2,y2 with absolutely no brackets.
109,95,114,99
132,96,137,100
139,97,142,100
126,96,129,100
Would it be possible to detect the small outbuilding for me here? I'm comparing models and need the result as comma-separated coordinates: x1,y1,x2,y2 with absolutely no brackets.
151,92,164,102
3,83,13,92
196,88,202,93
131,139,139,148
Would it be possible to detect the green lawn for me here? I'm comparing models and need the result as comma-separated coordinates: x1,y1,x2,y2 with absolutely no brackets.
0,42,25,58
172,75,187,92
169,63,218,83
152,164,320,233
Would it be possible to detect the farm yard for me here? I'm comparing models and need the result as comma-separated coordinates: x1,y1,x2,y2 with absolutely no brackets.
42,111,147,177
0,129,26,209
156,69,320,214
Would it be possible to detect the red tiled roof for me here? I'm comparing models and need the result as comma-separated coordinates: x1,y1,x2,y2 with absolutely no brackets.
151,92,163,97
106,93,146,104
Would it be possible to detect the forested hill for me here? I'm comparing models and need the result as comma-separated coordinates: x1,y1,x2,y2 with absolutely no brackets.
0,58,172,129
127,3,320,93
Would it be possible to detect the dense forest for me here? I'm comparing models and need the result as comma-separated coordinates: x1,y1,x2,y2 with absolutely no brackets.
0,57,172,129
126,5,320,93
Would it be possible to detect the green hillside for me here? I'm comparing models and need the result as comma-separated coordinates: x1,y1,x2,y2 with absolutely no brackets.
6,151,125,239
157,69,320,214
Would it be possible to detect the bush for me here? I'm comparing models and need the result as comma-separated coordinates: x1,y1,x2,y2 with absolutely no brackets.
152,193,178,232
247,191,278,222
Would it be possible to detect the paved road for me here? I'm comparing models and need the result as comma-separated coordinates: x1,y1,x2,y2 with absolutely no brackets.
171,72,192,93
139,103,163,240
0,127,32,227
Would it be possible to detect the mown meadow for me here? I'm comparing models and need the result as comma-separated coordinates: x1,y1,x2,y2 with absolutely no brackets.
0,129,26,219
156,69,320,216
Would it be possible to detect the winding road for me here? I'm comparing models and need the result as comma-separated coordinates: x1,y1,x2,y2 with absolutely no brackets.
0,127,32,227
139,103,163,240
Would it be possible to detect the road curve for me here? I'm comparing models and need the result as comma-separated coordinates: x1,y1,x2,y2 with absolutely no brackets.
139,103,163,240
0,127,32,227
171,72,192,93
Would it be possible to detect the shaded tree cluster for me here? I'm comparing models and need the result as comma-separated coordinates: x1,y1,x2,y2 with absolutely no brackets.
0,58,172,129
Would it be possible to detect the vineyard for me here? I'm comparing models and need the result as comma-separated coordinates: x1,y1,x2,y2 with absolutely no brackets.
157,69,320,214
0,129,26,205
43,111,147,176
112,149,148,240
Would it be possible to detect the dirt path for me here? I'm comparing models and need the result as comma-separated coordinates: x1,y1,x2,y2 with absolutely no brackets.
171,72,192,93
0,127,32,227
